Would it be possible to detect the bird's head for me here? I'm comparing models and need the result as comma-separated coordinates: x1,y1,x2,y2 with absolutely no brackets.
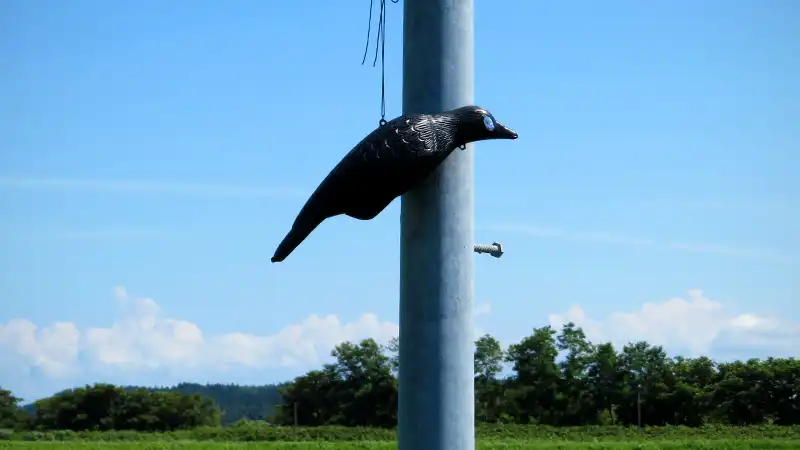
445,105,518,146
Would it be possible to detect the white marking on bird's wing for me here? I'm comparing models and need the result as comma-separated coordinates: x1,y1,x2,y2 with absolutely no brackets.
426,116,438,154
380,139,391,158
362,141,374,162
408,123,422,156
390,127,403,158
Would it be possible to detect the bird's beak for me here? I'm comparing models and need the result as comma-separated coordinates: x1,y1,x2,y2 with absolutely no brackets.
493,121,518,140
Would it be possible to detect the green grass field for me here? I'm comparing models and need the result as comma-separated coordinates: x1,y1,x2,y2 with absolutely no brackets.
1,440,799,449
3,425,797,449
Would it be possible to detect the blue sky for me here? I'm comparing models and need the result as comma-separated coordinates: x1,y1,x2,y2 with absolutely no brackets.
1,0,798,402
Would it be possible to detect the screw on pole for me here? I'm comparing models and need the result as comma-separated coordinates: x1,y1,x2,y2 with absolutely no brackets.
473,242,504,258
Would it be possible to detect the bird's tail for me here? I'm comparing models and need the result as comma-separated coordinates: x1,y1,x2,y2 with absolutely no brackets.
271,213,324,263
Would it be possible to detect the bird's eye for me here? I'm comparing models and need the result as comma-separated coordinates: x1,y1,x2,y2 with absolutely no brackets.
483,115,495,131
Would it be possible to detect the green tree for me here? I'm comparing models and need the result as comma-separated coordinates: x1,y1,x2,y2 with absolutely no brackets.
331,338,397,427
31,383,220,432
505,326,561,424
555,322,597,425
475,334,505,381
276,366,342,426
384,336,400,375
474,334,505,421
712,358,771,425
138,382,283,425
587,342,622,424
765,357,800,425
276,338,397,427
0,387,27,430
667,356,716,426
616,341,673,426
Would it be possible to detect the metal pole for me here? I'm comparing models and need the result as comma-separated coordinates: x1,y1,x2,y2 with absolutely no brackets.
399,1,475,450
637,385,642,430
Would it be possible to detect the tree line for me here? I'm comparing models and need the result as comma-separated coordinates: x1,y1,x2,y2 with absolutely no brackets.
1,382,293,430
1,321,797,432
1,384,220,431
129,383,284,425
272,323,799,427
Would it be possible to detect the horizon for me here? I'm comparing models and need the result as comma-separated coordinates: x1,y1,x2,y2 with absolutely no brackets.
2,0,798,403
11,325,796,406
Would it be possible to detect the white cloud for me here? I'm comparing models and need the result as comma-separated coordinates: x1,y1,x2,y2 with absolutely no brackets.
485,223,794,264
0,319,80,379
548,289,799,358
0,286,400,382
0,288,493,386
4,286,794,400
0,288,499,400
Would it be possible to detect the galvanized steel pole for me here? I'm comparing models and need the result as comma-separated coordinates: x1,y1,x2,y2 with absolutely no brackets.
399,1,475,450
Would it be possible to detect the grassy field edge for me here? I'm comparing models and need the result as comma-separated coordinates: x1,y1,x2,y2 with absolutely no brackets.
2,424,799,443
1,438,799,449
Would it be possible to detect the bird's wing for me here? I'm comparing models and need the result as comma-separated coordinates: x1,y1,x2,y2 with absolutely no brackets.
271,117,440,261
346,115,437,165
301,116,439,208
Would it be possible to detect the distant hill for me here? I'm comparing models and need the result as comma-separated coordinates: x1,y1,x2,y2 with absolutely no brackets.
21,382,287,426
133,382,287,425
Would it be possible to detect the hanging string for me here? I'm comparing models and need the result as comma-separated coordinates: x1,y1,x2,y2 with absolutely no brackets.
362,0,400,127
